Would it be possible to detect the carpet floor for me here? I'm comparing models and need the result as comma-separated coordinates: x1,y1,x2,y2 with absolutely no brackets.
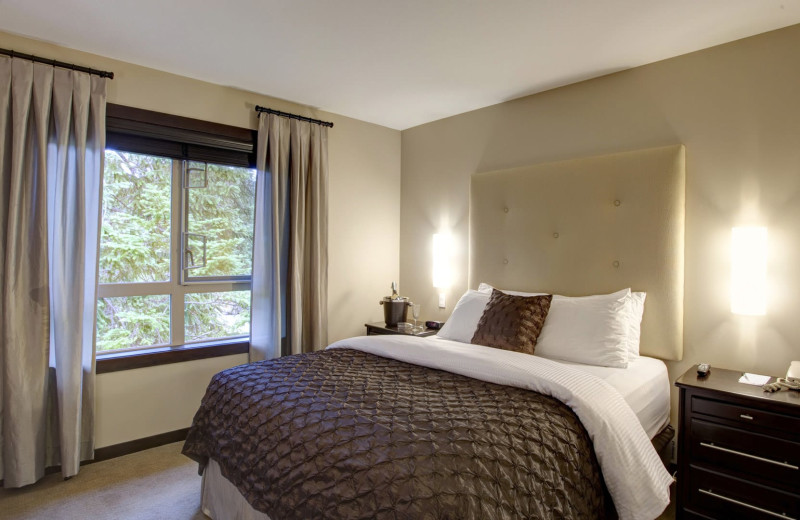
0,441,676,519
0,442,205,520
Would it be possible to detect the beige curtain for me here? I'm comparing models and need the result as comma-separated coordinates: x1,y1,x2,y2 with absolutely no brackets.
0,56,106,487
250,114,328,361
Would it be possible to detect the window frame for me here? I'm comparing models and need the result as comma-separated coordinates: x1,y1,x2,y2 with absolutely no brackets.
96,105,257,369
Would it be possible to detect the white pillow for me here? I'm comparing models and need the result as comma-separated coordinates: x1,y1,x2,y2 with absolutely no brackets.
535,288,632,368
625,292,646,359
480,284,634,367
436,290,490,343
461,284,642,367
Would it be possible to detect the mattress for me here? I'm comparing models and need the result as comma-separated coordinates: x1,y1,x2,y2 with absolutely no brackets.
554,355,671,439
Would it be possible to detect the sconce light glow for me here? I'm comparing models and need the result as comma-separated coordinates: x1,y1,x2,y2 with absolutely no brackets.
731,226,767,316
432,233,453,289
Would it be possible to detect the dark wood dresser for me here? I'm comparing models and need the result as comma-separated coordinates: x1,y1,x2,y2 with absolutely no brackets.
675,366,800,520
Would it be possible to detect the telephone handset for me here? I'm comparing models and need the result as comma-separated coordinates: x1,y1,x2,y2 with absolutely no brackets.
762,361,800,393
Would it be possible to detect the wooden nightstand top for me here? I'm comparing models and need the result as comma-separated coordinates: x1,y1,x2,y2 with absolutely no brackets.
676,365,800,411
365,322,438,337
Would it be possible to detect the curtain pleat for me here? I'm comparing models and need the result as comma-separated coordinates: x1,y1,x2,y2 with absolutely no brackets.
250,114,328,361
288,121,308,355
305,123,327,351
250,115,287,361
0,58,7,485
1,57,50,487
0,56,106,487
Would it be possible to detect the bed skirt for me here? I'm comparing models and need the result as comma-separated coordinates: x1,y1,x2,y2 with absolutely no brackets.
652,424,675,467
201,459,270,520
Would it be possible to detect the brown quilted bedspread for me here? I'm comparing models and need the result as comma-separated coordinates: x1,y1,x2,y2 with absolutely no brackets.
182,348,608,519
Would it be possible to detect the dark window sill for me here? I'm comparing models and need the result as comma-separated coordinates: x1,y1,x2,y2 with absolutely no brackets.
96,338,249,374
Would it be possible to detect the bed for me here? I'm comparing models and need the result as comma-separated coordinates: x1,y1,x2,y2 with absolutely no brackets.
183,145,686,520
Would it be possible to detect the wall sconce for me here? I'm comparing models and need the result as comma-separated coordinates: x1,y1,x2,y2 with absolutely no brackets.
731,226,767,316
432,233,453,308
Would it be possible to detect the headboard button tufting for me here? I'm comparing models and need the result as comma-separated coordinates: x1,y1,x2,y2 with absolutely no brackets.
469,145,685,361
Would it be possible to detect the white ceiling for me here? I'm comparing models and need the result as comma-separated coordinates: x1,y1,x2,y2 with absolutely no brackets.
1,1,799,130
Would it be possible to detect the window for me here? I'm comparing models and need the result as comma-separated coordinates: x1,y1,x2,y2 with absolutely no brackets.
96,105,257,354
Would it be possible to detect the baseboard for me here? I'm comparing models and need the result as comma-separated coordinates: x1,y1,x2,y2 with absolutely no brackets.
30,427,190,481
94,427,190,462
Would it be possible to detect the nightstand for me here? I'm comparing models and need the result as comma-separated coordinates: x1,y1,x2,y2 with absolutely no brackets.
675,365,800,520
365,322,437,337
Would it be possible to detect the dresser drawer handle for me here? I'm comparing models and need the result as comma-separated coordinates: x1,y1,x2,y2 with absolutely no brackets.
699,489,795,519
700,442,799,470
740,414,754,420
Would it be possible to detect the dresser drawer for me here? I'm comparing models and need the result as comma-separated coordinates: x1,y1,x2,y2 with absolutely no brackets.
690,418,800,489
692,395,800,433
686,466,800,520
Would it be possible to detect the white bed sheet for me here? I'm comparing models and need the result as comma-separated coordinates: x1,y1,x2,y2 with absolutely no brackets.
432,335,671,440
553,355,671,440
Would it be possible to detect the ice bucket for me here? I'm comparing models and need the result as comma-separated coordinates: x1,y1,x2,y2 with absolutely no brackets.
380,297,409,327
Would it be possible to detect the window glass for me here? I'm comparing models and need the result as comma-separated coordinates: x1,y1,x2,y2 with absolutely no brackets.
96,108,257,354
184,291,250,342
99,150,171,283
184,163,256,279
96,295,171,352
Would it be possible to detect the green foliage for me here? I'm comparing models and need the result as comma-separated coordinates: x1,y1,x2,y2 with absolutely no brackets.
186,163,255,278
97,295,170,350
99,151,171,283
184,291,251,342
96,151,255,352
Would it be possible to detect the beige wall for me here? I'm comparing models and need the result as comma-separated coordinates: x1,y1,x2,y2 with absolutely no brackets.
95,354,248,447
0,31,401,447
400,24,800,423
7,22,800,445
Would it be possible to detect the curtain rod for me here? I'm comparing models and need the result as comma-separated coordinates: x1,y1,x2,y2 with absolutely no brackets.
255,106,333,128
0,48,114,79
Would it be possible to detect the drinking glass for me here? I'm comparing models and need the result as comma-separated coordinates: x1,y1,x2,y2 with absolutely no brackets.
411,303,421,331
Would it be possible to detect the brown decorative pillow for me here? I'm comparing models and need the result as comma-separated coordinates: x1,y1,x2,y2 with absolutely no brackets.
470,289,553,355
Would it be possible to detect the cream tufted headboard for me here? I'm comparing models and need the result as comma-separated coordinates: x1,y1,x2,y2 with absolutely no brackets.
469,145,685,360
